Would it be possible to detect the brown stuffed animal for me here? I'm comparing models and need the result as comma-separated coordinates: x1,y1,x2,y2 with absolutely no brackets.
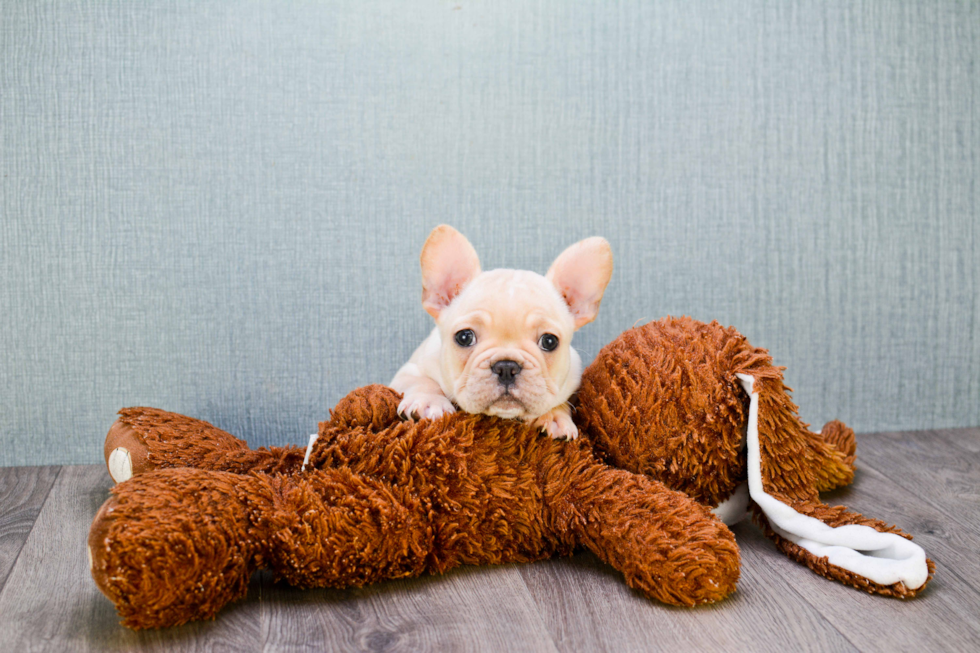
89,317,933,629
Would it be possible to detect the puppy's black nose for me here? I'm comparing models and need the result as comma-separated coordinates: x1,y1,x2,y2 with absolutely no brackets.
491,360,522,386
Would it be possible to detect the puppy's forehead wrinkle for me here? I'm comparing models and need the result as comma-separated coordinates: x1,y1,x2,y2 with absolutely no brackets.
453,309,492,329
524,311,566,335
444,270,574,345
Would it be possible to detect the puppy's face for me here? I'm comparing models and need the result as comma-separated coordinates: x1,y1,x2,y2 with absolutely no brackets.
420,226,613,421
436,269,577,419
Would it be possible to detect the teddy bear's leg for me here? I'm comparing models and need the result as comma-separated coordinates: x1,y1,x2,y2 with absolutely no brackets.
559,465,741,606
736,373,933,598
89,468,264,629
104,407,305,483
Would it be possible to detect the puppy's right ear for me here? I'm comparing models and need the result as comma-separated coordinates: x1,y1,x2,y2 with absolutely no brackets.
546,237,613,329
420,225,482,318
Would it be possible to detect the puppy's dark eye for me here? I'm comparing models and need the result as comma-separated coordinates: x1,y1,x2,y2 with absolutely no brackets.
538,333,559,351
454,329,476,347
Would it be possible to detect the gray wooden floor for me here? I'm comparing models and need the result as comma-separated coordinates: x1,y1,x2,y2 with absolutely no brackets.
0,428,978,652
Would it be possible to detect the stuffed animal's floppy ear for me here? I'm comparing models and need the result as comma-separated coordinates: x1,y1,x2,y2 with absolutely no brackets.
420,225,482,318
546,237,613,329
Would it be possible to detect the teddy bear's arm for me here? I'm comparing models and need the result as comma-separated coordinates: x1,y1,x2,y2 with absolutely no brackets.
326,384,404,432
557,463,741,606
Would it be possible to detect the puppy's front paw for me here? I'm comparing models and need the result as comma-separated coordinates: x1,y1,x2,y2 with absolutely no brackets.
531,407,578,441
398,394,456,421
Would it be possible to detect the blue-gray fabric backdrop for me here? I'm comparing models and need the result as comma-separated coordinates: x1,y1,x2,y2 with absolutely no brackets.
2,1,978,466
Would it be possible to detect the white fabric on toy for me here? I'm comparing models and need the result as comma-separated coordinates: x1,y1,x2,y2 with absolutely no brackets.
736,373,929,590
301,432,319,472
712,481,749,525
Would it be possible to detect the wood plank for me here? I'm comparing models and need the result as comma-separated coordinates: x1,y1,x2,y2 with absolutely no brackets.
0,466,60,593
926,426,980,455
519,524,857,653
855,429,980,538
258,564,559,653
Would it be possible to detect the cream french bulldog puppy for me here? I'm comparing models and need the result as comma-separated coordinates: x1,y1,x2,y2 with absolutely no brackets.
390,225,613,440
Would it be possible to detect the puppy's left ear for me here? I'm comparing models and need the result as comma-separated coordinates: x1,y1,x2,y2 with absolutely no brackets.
547,237,613,329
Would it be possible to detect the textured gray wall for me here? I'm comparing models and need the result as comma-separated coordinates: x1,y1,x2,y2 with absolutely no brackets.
2,1,978,466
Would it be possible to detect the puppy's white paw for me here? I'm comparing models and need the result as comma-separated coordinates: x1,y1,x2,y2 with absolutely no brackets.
531,408,578,441
398,393,457,421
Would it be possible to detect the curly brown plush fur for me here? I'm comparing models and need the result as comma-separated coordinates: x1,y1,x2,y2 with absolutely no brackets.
89,317,932,629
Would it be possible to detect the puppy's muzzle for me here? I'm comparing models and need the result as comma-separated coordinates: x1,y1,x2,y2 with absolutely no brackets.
490,360,522,387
